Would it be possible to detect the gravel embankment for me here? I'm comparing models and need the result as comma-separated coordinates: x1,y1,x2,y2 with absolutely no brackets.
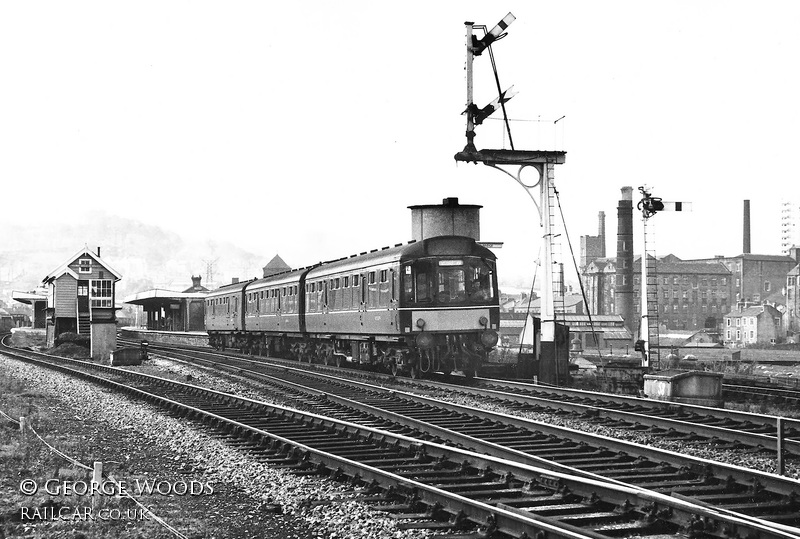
0,355,431,539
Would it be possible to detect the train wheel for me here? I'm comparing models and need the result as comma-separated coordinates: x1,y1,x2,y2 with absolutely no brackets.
390,360,399,377
410,365,420,379
336,354,343,368
462,369,475,379
323,351,332,366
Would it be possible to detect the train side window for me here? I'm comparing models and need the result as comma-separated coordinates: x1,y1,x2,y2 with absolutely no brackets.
282,287,286,296
311,283,315,293
369,272,376,285
334,277,340,289
380,269,388,283
352,275,360,287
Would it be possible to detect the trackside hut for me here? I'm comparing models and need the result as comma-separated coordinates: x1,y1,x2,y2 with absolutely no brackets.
43,246,121,360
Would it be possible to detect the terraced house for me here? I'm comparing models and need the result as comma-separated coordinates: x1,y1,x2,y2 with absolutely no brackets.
723,304,784,346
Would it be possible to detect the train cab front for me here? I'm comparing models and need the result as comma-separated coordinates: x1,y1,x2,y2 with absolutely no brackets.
397,237,500,378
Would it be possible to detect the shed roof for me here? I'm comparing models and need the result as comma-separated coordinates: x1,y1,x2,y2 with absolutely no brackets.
263,254,291,276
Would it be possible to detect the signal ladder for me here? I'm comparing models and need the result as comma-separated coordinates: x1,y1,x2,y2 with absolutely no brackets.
541,178,569,379
642,217,661,369
546,180,565,327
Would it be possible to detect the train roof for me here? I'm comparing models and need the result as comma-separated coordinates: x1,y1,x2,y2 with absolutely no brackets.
205,278,255,298
206,236,496,295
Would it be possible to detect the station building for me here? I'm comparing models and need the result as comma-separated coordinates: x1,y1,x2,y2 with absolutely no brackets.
124,275,209,332
42,246,122,360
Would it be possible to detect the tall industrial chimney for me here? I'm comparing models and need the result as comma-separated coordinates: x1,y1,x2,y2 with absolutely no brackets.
598,211,606,257
615,187,635,337
743,200,751,254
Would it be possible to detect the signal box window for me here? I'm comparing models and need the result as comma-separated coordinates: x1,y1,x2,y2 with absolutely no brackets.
90,280,113,308
79,259,92,274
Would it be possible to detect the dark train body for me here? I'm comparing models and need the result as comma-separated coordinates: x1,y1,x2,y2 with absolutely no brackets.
205,236,500,378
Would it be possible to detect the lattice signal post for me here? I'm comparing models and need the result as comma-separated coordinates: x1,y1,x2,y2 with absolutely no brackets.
635,187,691,369
455,14,567,384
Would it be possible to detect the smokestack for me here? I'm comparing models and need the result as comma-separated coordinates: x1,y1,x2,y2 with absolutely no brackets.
97,247,101,257
616,187,634,337
743,200,751,254
598,211,606,257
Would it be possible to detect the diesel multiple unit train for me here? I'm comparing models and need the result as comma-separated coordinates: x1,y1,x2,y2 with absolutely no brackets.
205,235,500,378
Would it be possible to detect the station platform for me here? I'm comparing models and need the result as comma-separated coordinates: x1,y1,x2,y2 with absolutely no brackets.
120,327,209,348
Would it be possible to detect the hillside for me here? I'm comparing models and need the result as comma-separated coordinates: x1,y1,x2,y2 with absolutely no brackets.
0,212,271,304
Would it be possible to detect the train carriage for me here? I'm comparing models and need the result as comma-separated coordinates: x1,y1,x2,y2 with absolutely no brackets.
205,235,500,378
205,279,250,346
245,270,304,335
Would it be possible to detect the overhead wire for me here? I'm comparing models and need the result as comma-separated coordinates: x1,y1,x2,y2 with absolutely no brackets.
552,187,604,360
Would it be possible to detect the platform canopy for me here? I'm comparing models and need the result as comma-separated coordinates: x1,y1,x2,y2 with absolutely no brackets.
124,289,207,306
11,290,47,305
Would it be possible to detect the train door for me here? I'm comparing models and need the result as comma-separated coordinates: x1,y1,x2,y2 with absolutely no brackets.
232,295,239,329
367,271,378,309
321,280,329,328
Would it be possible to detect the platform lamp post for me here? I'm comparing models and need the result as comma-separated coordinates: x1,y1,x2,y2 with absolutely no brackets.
455,14,567,384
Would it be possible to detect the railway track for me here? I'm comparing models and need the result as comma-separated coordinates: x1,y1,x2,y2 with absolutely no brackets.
126,340,800,457
3,341,800,538
724,383,800,407
116,342,800,529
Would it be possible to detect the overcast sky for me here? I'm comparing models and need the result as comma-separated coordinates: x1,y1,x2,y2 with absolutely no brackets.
2,2,798,288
